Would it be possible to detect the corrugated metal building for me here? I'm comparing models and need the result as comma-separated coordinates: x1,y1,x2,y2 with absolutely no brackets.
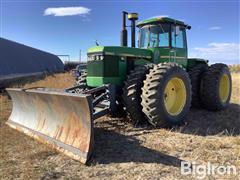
0,38,64,76
0,38,64,87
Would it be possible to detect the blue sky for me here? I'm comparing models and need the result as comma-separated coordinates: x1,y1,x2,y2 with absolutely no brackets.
1,0,239,64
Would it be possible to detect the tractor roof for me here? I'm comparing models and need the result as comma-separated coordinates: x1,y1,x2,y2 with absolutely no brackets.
137,16,191,29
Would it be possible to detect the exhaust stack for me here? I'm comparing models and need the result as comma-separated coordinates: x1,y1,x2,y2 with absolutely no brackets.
121,11,128,47
121,11,139,74
120,11,139,47
128,13,138,48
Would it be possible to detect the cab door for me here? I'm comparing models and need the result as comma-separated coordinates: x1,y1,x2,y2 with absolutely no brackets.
171,25,188,67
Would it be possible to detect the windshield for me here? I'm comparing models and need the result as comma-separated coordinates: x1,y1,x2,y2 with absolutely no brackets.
139,24,170,48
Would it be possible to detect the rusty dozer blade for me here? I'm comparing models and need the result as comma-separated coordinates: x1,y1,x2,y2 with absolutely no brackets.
6,88,94,164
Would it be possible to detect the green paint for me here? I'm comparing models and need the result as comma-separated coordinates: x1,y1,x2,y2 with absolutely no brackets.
86,54,128,87
137,16,191,29
146,47,188,67
87,76,124,87
88,46,152,59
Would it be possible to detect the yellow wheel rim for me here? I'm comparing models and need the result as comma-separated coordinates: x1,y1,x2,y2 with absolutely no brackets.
164,78,187,116
219,73,230,103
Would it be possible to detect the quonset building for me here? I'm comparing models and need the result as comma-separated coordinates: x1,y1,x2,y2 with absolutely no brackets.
0,38,64,87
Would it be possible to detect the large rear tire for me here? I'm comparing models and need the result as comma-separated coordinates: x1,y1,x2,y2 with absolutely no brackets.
141,63,192,127
188,63,208,108
122,65,153,125
200,63,231,111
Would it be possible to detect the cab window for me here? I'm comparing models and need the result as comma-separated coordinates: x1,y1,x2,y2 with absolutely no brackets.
139,27,149,48
171,26,186,48
139,24,170,48
149,24,170,47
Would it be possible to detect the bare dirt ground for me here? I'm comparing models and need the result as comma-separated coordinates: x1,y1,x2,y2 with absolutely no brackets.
0,73,239,179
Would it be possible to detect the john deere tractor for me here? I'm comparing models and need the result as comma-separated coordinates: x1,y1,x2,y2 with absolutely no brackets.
6,11,232,163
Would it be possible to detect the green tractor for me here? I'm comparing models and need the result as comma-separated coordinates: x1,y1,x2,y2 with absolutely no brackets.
76,11,231,125
6,11,232,163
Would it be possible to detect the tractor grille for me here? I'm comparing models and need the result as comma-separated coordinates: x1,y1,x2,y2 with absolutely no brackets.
87,60,104,76
87,55,119,77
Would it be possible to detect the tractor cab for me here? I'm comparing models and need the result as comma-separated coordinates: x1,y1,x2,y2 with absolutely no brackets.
137,17,191,65
86,13,193,87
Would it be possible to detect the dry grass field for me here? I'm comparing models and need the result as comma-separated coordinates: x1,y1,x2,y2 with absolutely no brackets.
229,64,240,73
0,72,239,179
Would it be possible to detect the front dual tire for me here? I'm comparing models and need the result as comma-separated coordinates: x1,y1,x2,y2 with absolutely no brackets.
141,63,192,127
122,64,153,125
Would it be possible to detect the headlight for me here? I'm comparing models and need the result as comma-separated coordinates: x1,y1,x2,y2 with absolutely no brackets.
96,55,104,61
87,54,104,61
87,55,94,61
99,55,104,60
96,55,99,61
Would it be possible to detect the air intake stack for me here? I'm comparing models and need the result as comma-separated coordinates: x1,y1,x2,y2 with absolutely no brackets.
128,13,138,48
120,11,139,73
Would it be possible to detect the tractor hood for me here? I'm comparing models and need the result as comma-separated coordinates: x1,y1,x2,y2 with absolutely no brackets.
87,46,152,59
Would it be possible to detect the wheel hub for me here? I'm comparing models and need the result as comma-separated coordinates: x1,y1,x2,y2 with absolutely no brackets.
219,73,230,103
164,77,187,116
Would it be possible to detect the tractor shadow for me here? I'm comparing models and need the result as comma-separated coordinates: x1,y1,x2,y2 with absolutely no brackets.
177,103,240,136
91,127,185,166
104,103,240,136
90,103,239,165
